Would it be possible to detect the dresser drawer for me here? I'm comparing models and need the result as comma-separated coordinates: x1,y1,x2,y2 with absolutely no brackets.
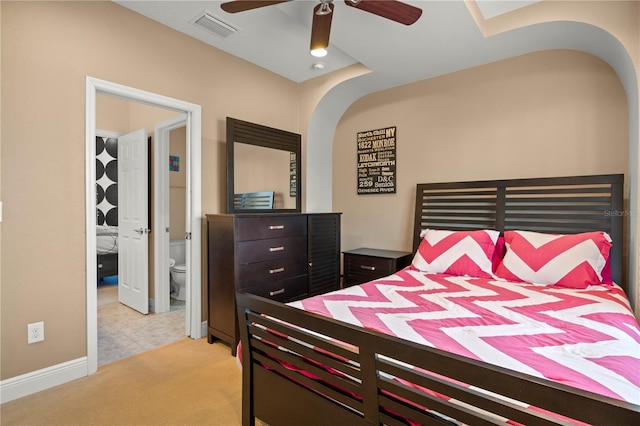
237,215,307,241
237,235,307,264
243,275,308,302
343,248,413,288
237,254,308,288
345,255,395,283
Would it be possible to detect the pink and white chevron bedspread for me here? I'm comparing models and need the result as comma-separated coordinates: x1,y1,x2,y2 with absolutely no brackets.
289,267,640,405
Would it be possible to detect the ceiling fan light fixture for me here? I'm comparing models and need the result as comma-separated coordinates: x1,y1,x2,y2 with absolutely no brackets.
310,48,328,57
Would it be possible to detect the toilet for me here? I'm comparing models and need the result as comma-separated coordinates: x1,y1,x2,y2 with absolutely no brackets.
170,262,187,300
169,240,187,301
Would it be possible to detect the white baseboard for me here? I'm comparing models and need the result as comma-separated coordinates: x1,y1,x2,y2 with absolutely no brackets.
1,323,208,404
0,357,87,403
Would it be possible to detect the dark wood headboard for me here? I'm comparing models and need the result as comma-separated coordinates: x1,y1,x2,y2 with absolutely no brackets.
413,174,624,286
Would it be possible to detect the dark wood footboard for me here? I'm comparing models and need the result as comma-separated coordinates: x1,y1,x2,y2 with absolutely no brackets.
236,291,640,426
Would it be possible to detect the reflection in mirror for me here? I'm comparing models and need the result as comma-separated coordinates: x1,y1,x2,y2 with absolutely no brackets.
226,117,301,213
234,144,295,209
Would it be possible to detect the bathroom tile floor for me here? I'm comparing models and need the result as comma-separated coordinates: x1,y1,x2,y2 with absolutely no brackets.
97,284,186,366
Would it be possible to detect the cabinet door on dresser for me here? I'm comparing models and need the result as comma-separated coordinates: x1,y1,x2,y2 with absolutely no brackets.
307,213,341,297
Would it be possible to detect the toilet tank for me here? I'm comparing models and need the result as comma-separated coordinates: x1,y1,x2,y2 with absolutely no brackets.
169,240,186,264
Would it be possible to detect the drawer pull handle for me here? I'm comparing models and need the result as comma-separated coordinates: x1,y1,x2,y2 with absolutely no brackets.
269,246,285,252
360,265,376,271
98,264,103,269
269,225,285,230
269,267,285,274
269,288,285,296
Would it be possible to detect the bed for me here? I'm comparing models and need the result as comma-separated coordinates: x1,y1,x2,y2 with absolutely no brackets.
97,224,118,280
235,174,640,425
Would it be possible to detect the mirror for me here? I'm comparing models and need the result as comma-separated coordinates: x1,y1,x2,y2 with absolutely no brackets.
226,117,301,213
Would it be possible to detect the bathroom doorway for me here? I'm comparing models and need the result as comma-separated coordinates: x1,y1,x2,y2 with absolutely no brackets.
86,77,202,375
95,118,187,366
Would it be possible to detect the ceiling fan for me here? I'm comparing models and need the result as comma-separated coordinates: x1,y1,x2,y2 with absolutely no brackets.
220,0,422,55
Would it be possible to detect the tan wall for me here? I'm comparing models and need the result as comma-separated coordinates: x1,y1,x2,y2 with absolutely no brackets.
233,143,295,209
1,1,301,379
1,0,638,385
169,127,187,241
96,95,130,132
334,50,628,256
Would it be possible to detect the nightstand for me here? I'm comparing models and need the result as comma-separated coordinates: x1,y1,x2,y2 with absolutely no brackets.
343,248,413,288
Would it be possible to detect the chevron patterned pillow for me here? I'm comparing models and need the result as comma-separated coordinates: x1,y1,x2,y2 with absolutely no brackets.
411,229,501,278
494,230,612,288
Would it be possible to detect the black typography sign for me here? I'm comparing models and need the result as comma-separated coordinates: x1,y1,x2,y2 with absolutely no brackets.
357,126,396,194
290,152,297,197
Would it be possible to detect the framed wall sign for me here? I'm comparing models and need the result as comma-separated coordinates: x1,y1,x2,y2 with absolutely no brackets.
357,126,396,194
290,151,297,197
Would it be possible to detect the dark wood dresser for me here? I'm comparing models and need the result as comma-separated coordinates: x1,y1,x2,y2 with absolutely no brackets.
206,212,341,355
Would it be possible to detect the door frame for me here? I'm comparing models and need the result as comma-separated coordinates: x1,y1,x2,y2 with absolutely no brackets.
85,77,202,375
153,114,187,315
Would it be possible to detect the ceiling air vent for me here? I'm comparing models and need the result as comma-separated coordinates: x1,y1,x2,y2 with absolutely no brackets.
193,11,239,38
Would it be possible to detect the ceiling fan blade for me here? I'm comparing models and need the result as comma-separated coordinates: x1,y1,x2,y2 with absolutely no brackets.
221,0,292,14
310,3,334,51
344,0,422,25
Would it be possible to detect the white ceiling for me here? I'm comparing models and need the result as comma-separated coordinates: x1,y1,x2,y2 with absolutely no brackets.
114,0,540,83
111,1,636,215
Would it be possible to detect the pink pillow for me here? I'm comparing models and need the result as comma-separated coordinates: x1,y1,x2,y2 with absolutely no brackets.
411,229,500,278
494,230,612,288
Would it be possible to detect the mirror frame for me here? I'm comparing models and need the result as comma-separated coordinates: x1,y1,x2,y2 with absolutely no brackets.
226,117,302,213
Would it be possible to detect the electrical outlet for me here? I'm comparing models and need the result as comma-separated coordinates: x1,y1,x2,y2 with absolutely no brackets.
27,321,44,344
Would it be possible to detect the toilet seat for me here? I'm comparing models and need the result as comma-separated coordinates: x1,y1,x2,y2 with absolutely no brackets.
172,264,186,273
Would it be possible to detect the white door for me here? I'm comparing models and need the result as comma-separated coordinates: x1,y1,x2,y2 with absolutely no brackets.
118,128,149,314
153,114,187,315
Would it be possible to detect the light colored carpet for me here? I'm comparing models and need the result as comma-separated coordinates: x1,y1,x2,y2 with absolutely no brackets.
1,338,243,425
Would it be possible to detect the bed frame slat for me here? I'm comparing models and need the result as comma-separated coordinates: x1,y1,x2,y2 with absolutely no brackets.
246,311,359,368
254,348,362,412
248,325,362,386
251,360,364,426
378,362,564,425
378,393,503,426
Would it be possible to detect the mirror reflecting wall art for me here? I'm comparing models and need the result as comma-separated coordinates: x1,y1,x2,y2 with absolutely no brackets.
226,117,301,213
